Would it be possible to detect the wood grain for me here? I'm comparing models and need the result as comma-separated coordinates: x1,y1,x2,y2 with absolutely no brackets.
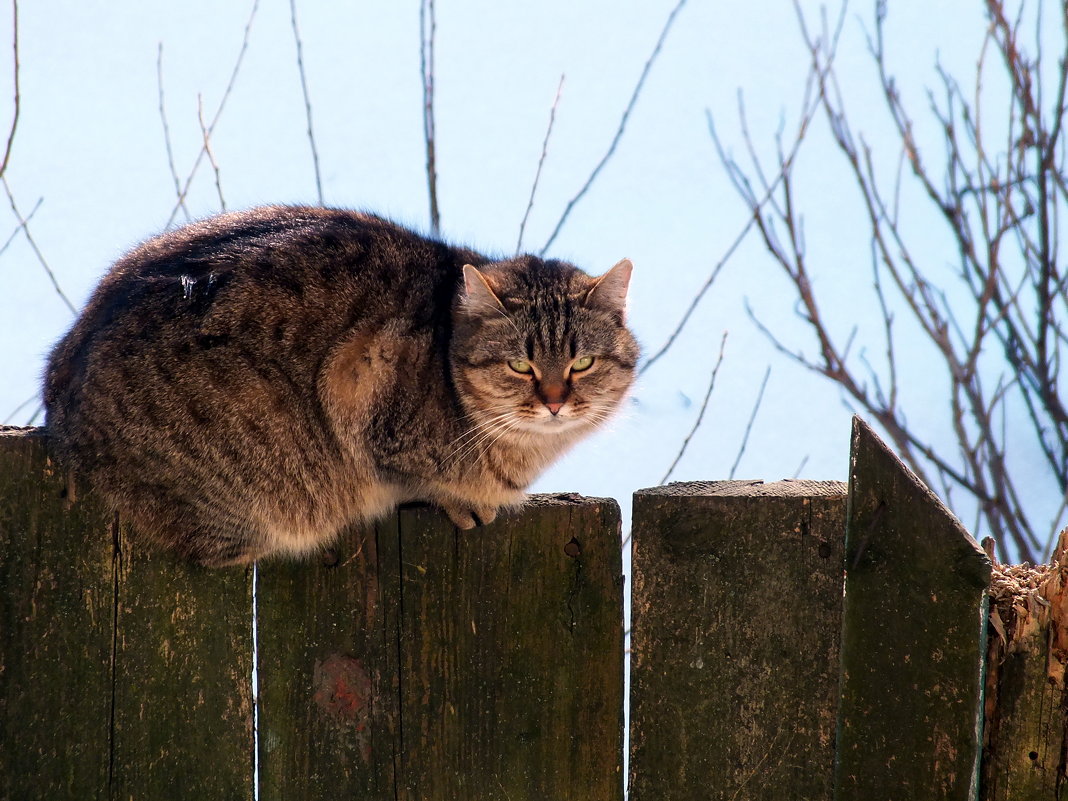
835,416,991,800
257,495,625,801
0,428,114,800
1,428,254,801
629,478,847,800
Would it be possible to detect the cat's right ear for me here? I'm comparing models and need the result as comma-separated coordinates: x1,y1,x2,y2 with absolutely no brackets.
584,258,633,320
461,265,506,316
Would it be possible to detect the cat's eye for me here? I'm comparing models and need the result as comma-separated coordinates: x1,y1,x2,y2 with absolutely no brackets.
508,359,534,374
571,356,595,372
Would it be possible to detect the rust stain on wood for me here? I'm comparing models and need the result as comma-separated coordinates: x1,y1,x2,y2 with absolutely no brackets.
313,653,372,763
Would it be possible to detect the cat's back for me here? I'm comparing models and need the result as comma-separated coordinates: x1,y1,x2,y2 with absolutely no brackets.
49,207,452,387
43,206,469,470
72,206,446,338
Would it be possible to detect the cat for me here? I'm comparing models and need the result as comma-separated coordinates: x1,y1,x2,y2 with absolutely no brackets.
43,206,639,566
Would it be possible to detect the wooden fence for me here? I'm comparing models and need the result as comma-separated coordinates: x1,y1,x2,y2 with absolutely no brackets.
0,418,1061,799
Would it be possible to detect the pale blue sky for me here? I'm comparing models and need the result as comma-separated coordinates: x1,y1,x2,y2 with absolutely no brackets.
0,1,1059,553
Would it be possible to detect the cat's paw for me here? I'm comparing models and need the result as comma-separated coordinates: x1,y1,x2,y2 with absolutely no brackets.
442,504,498,529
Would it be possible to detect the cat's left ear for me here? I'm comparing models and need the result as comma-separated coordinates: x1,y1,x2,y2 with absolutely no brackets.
584,259,632,319
461,264,506,316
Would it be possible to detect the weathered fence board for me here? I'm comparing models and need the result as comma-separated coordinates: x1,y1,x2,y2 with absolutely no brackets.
257,518,397,798
981,538,1066,800
392,498,624,801
835,416,991,800
258,495,625,801
0,428,114,801
0,427,255,800
1,427,622,801
629,478,848,801
108,526,254,800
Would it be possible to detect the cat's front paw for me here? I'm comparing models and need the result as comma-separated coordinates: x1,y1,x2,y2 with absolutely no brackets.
442,504,498,529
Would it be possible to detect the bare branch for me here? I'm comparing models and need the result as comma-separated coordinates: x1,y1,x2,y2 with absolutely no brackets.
517,74,564,253
2,177,75,314
728,365,771,479
540,0,689,256
165,0,260,228
0,191,39,257
638,217,736,377
156,44,190,222
289,0,323,205
2,389,37,425
420,0,440,234
707,0,1068,559
196,95,225,211
0,0,18,180
660,331,728,485
641,13,843,376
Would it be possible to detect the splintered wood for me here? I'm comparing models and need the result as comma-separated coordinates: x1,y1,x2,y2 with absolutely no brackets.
982,528,1068,801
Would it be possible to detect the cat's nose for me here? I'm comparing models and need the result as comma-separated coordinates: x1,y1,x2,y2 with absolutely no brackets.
539,381,567,415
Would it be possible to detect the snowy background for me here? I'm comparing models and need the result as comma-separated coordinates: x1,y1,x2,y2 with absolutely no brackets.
0,0,1059,556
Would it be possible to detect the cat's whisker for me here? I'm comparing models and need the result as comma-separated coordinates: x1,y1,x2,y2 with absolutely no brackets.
469,417,526,463
446,410,519,457
453,425,511,465
468,412,529,458
448,413,521,462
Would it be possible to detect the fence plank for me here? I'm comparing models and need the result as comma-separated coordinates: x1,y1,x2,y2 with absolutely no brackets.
256,518,398,799
395,496,624,801
257,495,624,801
0,428,255,800
629,478,847,801
108,528,254,800
836,416,991,800
0,427,115,801
980,534,1067,800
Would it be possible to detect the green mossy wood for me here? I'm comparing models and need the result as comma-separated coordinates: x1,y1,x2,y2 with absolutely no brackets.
0,427,254,801
980,534,1068,800
836,417,992,800
628,478,847,801
258,495,625,801
0,428,114,801
980,609,1063,801
2,429,623,801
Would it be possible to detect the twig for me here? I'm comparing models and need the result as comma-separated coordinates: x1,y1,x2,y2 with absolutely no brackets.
639,215,740,377
2,177,75,314
729,365,771,479
156,44,189,222
640,49,833,378
289,0,323,205
0,0,18,180
420,0,440,234
165,0,260,228
539,0,689,255
791,454,810,479
659,331,728,485
25,402,42,425
2,389,37,424
196,95,225,210
711,0,1067,559
0,192,39,257
517,74,564,253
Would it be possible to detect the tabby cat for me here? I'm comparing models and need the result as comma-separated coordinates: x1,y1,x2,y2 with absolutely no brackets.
44,206,638,566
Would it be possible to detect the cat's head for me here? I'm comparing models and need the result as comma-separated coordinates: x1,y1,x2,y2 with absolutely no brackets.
450,256,639,439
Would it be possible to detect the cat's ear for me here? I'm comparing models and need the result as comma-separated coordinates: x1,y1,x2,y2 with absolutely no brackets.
585,258,632,319
461,264,506,316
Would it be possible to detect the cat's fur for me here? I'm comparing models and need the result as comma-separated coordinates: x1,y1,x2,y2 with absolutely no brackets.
44,206,638,566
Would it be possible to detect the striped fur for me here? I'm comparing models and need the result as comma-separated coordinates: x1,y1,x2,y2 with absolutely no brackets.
43,206,638,566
